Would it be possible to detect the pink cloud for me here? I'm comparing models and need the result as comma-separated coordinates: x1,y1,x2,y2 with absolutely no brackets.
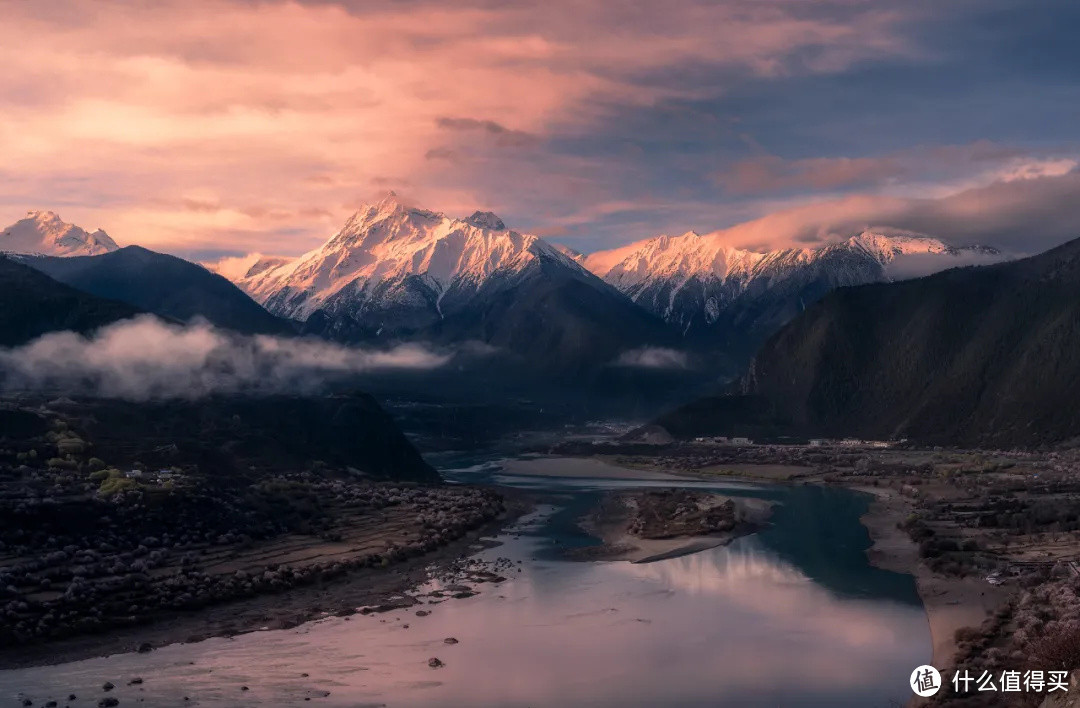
0,0,919,254
702,170,1080,254
715,141,1040,196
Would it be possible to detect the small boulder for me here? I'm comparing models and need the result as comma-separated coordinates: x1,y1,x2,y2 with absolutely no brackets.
427,657,444,668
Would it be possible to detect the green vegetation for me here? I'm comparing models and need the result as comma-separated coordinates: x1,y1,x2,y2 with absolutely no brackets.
98,476,138,496
90,468,121,481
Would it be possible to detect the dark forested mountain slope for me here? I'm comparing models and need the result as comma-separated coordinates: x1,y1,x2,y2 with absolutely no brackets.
0,256,141,347
22,246,293,335
657,236,1080,448
65,393,439,483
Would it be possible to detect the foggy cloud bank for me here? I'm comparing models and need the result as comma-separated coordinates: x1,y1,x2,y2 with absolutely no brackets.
614,347,689,369
0,316,451,400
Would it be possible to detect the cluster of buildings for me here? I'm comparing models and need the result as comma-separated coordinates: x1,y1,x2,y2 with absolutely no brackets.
692,436,754,446
808,439,891,448
122,468,181,483
690,437,894,449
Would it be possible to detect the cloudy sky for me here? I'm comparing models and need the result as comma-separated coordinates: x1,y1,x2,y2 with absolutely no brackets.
2,0,1078,260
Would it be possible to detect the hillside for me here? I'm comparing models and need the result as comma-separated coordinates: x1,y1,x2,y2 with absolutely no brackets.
22,246,294,336
657,235,1080,448
62,392,439,483
0,257,141,347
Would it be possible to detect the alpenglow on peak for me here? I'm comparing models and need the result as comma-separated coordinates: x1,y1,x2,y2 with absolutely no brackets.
1,210,119,257
229,197,582,322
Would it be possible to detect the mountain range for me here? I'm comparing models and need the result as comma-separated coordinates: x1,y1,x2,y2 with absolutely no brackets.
227,194,676,376
578,227,1002,359
6,202,1080,447
655,233,1080,448
0,203,1008,383
212,195,1002,375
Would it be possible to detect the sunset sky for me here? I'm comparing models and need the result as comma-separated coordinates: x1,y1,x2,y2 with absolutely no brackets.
2,0,1079,260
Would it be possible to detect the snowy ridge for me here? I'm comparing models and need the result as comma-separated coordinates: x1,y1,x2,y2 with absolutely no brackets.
0,211,119,257
237,193,586,321
587,227,992,291
588,231,766,291
203,252,293,282
580,226,1002,331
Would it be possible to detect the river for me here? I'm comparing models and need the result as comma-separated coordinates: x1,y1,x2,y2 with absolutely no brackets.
0,455,930,707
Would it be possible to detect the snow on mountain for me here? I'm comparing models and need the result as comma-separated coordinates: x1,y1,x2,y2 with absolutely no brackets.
203,252,294,282
581,226,1003,337
235,193,587,325
587,230,766,292
224,194,680,375
552,243,585,261
1,211,119,257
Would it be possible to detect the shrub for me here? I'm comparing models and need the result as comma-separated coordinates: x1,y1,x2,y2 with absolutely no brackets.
55,436,86,455
1027,622,1080,672
98,477,137,497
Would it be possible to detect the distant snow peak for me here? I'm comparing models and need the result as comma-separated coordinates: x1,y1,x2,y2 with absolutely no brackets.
464,211,506,231
581,224,1004,336
1,210,119,257
845,227,1001,264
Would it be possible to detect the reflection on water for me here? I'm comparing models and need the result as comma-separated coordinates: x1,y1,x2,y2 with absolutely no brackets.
0,461,929,707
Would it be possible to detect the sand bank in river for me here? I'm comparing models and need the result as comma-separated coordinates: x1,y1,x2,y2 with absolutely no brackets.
569,489,773,564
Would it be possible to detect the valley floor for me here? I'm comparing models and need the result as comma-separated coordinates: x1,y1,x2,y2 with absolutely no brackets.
856,486,1010,672
546,440,1080,708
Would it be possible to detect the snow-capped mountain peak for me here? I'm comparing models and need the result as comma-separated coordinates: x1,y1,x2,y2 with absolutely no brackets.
588,230,765,290
234,198,581,322
579,225,1004,338
463,211,506,230
1,210,119,257
844,227,953,261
